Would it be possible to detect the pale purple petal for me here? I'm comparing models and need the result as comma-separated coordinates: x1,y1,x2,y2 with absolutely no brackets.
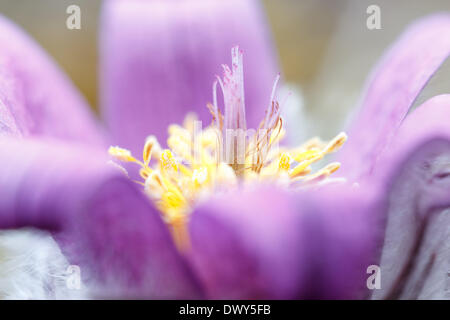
0,15,104,144
0,138,202,298
188,185,378,299
100,0,279,154
370,95,450,299
338,14,450,181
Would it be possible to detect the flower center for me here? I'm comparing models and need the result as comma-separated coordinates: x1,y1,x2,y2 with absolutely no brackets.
108,46,347,252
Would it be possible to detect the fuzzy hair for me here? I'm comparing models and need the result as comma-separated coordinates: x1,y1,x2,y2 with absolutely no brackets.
0,229,86,299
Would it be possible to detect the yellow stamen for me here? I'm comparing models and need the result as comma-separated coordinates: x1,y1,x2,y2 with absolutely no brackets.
108,114,347,253
324,162,341,174
160,149,178,173
278,153,291,172
293,148,322,162
323,132,347,153
143,136,157,166
108,146,136,162
139,168,151,179
290,154,323,178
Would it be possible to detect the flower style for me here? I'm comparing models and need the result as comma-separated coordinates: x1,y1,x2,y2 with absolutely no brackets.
0,0,450,300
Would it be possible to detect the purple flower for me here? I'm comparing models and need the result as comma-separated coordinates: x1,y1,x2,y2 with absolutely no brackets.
0,0,449,300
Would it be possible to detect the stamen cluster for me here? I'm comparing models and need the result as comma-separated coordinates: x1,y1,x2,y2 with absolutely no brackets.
108,46,347,250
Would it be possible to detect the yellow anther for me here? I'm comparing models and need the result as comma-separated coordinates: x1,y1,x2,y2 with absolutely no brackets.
143,136,158,166
302,162,342,184
139,167,152,180
293,148,322,162
162,189,186,210
146,135,162,158
145,171,167,194
323,132,347,153
108,146,136,162
160,149,178,172
290,153,323,178
299,166,312,176
324,162,341,174
278,153,291,171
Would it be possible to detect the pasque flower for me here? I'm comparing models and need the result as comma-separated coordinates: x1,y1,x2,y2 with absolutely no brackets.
0,0,450,299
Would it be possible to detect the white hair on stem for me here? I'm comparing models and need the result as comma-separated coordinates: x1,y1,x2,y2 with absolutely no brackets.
0,229,86,299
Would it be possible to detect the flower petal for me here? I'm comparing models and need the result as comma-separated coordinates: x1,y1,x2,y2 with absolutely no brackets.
0,138,201,298
0,15,104,144
338,14,450,181
100,0,278,154
370,95,450,299
188,185,378,299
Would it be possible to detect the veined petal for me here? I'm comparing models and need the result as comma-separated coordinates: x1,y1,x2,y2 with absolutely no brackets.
0,15,104,144
0,138,201,298
338,14,450,181
370,95,450,299
188,185,378,299
100,0,278,155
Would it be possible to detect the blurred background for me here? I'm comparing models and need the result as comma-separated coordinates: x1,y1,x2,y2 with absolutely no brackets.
1,0,449,137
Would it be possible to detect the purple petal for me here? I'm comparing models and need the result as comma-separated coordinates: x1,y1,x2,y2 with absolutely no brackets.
0,138,201,298
370,95,450,299
188,185,378,299
338,14,450,181
100,0,279,155
0,15,104,144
